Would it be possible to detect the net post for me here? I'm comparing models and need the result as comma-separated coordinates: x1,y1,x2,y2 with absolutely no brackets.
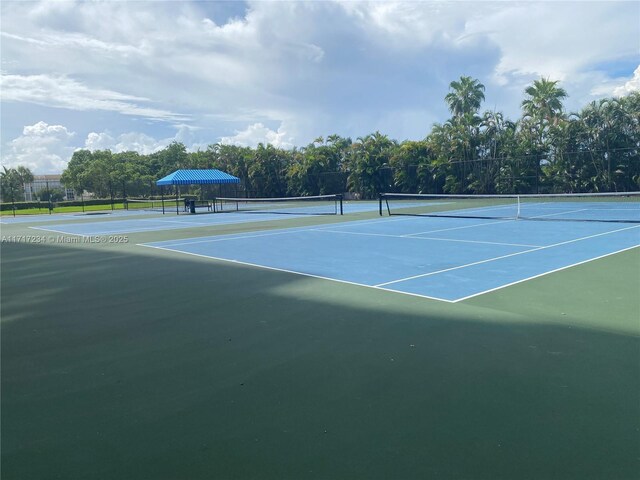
379,194,383,216
338,194,343,215
516,195,520,220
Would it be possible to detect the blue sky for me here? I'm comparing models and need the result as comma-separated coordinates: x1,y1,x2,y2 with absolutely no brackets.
1,0,638,173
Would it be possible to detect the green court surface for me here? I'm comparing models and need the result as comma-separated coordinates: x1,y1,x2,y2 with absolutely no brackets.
1,210,639,480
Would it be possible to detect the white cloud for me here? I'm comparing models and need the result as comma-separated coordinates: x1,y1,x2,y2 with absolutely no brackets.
613,66,640,97
0,0,637,150
1,74,188,122
220,123,294,148
83,124,209,154
582,65,640,101
115,132,168,154
463,2,638,81
1,31,143,57
84,132,116,151
2,121,76,173
85,131,170,155
339,1,469,47
23,121,74,140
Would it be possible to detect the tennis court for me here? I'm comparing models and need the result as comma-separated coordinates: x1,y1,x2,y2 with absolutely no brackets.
25,199,381,236
140,215,640,302
2,193,639,480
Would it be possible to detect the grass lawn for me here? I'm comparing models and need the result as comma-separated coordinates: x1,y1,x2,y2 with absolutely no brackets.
0,203,126,216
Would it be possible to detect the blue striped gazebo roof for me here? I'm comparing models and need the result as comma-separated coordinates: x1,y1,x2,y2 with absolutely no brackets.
156,169,240,186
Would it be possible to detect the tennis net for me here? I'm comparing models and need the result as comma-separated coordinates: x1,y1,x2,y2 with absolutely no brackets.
213,194,343,215
126,198,181,212
379,192,640,223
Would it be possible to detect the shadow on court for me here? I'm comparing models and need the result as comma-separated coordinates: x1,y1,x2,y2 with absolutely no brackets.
1,242,638,480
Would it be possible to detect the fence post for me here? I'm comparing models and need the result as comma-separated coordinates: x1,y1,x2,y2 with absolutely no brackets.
46,180,52,214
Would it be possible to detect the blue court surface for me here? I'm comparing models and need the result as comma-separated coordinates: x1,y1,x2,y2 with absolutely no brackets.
139,216,640,302
26,201,382,236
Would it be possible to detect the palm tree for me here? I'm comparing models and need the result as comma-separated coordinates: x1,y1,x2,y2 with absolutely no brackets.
15,166,34,188
445,76,486,118
520,78,568,192
521,77,568,126
442,77,486,190
347,132,396,198
0,166,34,202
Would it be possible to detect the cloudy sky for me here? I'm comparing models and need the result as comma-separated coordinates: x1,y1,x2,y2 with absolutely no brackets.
1,0,638,173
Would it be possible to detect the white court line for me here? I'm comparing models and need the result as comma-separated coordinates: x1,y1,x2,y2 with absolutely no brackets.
528,208,590,219
30,223,193,237
136,243,456,303
528,207,639,221
29,215,267,236
411,236,541,248
29,226,89,237
375,224,640,287
401,219,512,237
310,228,542,248
452,244,640,302
30,224,185,236
315,215,421,228
312,211,512,237
152,226,322,248
140,218,211,226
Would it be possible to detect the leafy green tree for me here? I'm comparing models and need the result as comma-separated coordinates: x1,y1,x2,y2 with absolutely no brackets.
15,166,34,191
207,143,255,196
37,187,65,202
445,76,486,118
61,150,93,193
0,166,34,202
288,135,350,196
522,78,568,125
347,132,397,198
389,140,432,193
514,79,567,192
248,144,291,197
473,111,515,193
439,77,487,190
1,167,22,202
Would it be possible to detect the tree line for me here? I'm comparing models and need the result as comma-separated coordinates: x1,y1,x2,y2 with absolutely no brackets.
0,166,35,203
4,76,638,203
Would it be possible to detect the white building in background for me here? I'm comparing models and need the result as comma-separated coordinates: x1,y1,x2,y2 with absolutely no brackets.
23,175,75,201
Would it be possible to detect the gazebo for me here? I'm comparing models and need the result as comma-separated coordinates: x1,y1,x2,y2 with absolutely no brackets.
156,169,240,214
